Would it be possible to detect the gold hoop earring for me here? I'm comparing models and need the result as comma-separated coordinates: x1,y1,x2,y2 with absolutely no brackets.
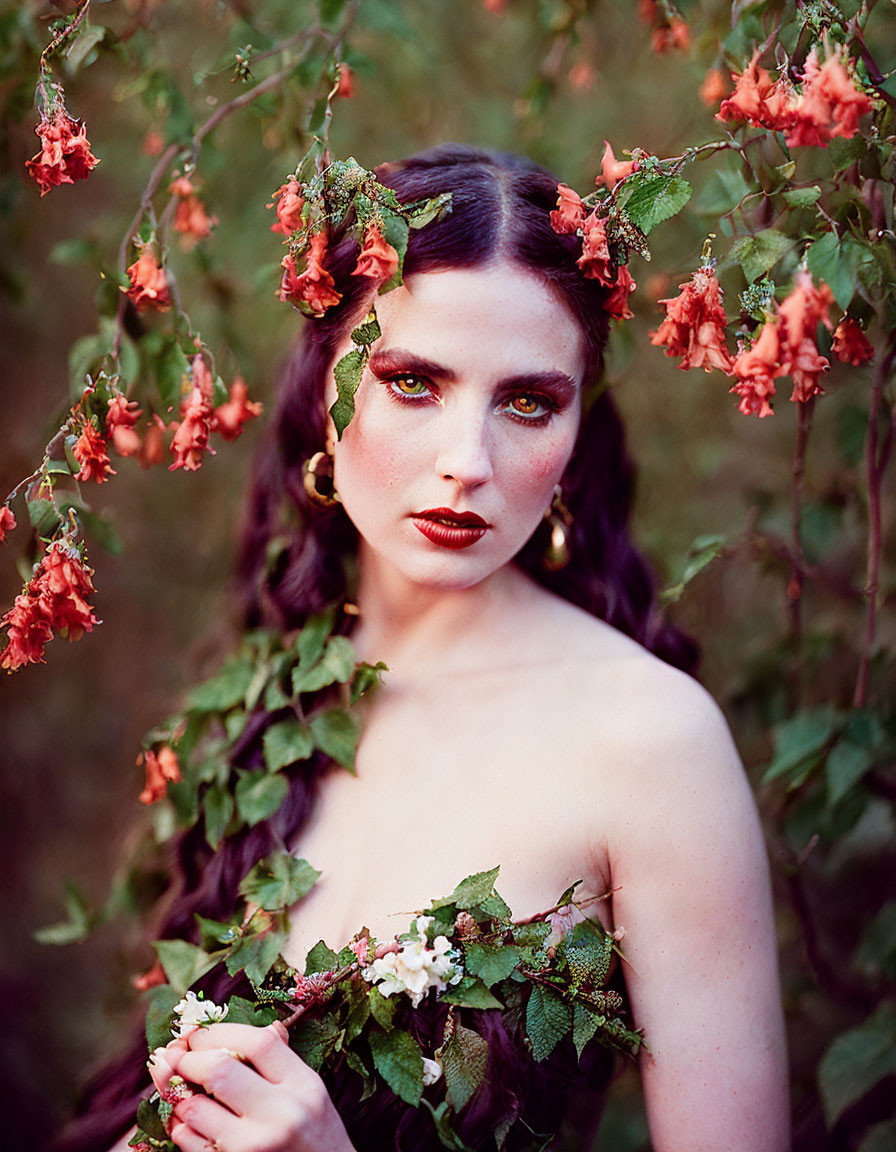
543,485,572,571
302,450,341,508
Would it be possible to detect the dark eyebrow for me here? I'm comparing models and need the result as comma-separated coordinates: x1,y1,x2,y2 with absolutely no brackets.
369,348,578,401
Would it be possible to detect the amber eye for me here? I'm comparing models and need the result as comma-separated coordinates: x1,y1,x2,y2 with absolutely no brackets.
391,376,430,396
511,395,540,415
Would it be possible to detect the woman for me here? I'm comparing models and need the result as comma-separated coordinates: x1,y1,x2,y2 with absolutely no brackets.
60,145,788,1152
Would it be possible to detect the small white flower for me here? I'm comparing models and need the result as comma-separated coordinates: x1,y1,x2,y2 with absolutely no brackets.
422,1057,442,1086
171,991,228,1037
362,921,463,1007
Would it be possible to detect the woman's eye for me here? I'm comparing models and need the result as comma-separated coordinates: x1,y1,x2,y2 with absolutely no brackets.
501,394,550,421
388,376,432,399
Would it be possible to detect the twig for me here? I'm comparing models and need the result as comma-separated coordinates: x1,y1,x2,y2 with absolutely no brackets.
786,396,815,702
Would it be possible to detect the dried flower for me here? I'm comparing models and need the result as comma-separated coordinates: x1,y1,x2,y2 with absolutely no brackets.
124,249,171,312
279,232,342,316
138,745,182,805
352,224,400,285
549,184,586,235
0,506,16,543
650,264,733,372
832,317,874,366
268,178,306,237
25,107,100,196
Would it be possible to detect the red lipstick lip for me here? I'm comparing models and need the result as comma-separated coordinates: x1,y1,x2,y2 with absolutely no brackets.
410,509,489,550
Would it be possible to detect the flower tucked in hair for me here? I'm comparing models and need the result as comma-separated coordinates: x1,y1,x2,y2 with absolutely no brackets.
549,184,586,234
362,916,463,1008
594,141,638,190
576,213,614,284
268,178,306,237
25,107,100,196
650,264,733,373
352,223,400,286
279,232,343,316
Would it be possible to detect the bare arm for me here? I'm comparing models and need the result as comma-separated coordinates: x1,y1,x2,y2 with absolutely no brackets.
606,673,789,1152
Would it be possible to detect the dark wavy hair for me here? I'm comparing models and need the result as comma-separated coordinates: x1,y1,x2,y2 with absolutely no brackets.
50,144,696,1152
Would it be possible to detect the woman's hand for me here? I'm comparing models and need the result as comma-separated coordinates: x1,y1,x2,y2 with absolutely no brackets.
149,1020,356,1152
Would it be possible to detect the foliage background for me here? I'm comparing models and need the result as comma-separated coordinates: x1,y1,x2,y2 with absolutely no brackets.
0,1,893,1149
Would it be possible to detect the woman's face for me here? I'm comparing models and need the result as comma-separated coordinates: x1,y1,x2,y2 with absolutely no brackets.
327,259,586,592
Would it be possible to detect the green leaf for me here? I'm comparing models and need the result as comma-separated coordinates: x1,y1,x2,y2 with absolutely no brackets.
694,166,751,217
224,995,278,1027
239,853,320,910
310,708,360,770
730,229,795,284
187,660,255,713
379,213,410,292
225,928,284,985
782,187,822,209
350,311,382,346
853,903,896,982
297,608,336,668
622,174,692,234
407,192,453,230
33,883,92,945
661,534,726,604
27,497,61,537
305,939,340,974
65,23,106,70
762,709,841,788
291,1015,342,1072
563,921,614,989
437,1021,489,1112
263,717,314,772
826,711,887,807
806,232,868,310
351,660,388,704
144,985,182,1050
572,1002,601,1059
369,1027,424,1107
418,1099,478,1152
526,984,572,1061
443,976,504,1010
153,338,191,414
828,135,867,172
818,1006,896,1127
858,1120,896,1152
434,867,501,911
234,770,290,826
203,785,234,848
464,942,521,987
135,1098,168,1143
292,635,356,693
153,939,217,994
330,349,365,439
368,986,397,1030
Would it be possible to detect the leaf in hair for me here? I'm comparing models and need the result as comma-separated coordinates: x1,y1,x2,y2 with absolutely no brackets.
330,348,366,439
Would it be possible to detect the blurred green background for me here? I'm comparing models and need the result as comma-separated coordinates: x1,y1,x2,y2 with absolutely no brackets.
1,1,894,1149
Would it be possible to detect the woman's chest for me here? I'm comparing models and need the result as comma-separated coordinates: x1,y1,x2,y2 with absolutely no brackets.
281,678,615,968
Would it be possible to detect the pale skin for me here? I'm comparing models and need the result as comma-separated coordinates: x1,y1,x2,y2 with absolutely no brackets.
135,260,789,1152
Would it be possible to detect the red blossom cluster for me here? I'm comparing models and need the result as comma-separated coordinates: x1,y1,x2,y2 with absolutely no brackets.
548,187,637,320
124,249,171,312
170,175,218,247
0,543,100,671
650,261,871,418
25,107,99,196
716,46,874,147
73,415,116,483
169,356,263,469
638,0,690,54
137,745,182,805
1,506,17,543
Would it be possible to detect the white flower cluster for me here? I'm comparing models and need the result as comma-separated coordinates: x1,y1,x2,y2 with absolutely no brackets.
171,991,229,1037
362,916,463,1008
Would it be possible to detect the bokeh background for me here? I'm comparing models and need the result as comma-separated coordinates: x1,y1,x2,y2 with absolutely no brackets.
1,1,894,1149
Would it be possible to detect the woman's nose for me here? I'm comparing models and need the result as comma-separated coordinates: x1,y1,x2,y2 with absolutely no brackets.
434,409,494,489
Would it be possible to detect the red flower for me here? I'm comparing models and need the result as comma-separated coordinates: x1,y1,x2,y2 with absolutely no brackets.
170,176,217,246
124,250,171,312
25,108,99,196
139,414,168,469
777,270,833,402
786,47,874,148
335,63,354,99
650,265,733,372
0,506,16,543
142,129,164,157
0,593,54,670
594,142,638,190
716,50,796,132
352,224,400,285
73,418,116,483
279,232,343,316
651,16,691,55
549,183,586,235
138,745,182,805
133,960,167,991
787,337,830,403
729,320,786,418
699,68,729,108
106,395,143,458
832,317,874,366
213,377,263,442
169,386,215,472
190,354,215,402
603,265,637,321
268,178,306,237
577,213,614,284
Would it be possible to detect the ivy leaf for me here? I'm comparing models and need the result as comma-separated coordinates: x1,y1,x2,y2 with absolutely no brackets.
292,635,356,694
443,976,504,1010
330,349,365,440
263,717,314,772
144,984,182,1050
188,659,255,713
729,228,795,284
407,192,453,230
291,1015,343,1072
203,784,234,848
350,311,381,346
853,902,896,982
379,213,410,292
305,940,340,974
135,1098,168,1143
762,709,842,789
782,186,822,209
225,928,284,985
351,660,389,704
239,853,320,910
224,995,278,1026
369,1028,424,1107
234,770,290,826
433,867,501,911
437,1022,489,1112
297,607,336,668
621,174,692,234
818,1005,896,1127
526,984,572,1061
825,711,888,807
310,707,360,770
572,1002,601,1059
368,987,397,1030
33,883,92,945
806,232,869,310
464,942,521,987
153,939,218,994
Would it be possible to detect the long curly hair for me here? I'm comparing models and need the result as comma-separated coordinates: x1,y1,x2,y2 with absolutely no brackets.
50,144,696,1152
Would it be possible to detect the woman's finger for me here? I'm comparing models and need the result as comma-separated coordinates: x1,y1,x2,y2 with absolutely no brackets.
168,1117,227,1152
171,1047,274,1118
172,1090,245,1145
182,1021,301,1084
